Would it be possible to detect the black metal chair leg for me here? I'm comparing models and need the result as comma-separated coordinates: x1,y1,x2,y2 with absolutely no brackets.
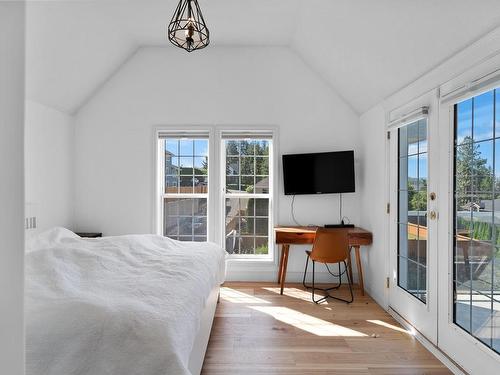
312,260,315,301
309,260,354,304
338,263,342,287
302,253,310,289
341,260,354,304
304,253,341,292
311,261,328,304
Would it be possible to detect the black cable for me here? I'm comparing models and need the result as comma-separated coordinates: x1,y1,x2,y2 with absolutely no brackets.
324,263,347,278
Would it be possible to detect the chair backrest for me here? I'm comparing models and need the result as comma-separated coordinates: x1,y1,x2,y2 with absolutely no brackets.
310,228,350,264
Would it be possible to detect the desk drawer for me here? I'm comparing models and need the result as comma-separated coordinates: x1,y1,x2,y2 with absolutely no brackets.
347,232,373,246
275,231,315,244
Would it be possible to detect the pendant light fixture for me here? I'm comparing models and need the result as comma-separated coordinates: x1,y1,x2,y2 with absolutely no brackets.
167,0,210,52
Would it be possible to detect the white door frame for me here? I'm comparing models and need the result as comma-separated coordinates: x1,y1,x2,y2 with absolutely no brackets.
387,90,440,344
437,90,500,375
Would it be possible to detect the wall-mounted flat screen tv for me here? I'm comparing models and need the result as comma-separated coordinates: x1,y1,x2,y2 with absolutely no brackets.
282,150,355,195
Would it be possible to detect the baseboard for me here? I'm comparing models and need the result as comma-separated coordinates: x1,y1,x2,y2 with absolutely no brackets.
387,307,467,375
225,270,354,283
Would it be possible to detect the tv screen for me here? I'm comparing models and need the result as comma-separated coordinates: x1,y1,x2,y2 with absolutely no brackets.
282,150,355,195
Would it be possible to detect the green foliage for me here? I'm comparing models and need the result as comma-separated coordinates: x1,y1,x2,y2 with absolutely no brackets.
408,183,427,211
456,137,493,207
226,140,269,157
225,140,270,192
226,141,239,156
454,136,500,244
255,244,268,255
457,216,498,244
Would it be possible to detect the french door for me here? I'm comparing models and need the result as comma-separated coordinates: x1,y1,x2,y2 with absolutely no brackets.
388,98,439,344
388,87,500,373
437,88,500,374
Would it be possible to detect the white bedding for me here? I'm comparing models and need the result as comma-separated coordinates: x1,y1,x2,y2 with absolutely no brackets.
26,228,225,375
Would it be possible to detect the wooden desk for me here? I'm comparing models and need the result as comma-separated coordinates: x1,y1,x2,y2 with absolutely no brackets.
275,226,373,295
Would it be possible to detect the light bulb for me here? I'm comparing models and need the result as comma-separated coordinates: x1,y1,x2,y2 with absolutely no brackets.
185,16,195,46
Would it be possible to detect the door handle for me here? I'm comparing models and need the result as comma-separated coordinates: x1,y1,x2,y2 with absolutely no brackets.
429,210,437,220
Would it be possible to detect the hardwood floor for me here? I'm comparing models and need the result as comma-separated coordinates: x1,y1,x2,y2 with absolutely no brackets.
201,282,451,375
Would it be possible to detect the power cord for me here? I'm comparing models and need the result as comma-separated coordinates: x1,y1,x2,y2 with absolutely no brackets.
325,263,347,278
292,194,351,227
341,216,351,225
339,193,351,226
291,195,302,226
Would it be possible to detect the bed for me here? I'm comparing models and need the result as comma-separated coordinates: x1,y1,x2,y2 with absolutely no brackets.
25,228,226,375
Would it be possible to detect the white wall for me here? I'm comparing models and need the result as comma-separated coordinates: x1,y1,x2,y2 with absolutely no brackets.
0,2,25,374
25,100,74,236
73,46,361,281
358,105,389,307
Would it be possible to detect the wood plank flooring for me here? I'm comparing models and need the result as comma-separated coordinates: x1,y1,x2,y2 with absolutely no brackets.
201,282,451,375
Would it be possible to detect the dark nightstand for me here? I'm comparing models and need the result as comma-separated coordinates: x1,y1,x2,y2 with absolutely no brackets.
76,232,103,238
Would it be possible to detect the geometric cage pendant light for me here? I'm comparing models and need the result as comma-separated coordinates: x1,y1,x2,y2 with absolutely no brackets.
167,0,210,52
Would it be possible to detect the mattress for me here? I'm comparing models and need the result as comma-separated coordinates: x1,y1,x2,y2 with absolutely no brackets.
26,227,226,375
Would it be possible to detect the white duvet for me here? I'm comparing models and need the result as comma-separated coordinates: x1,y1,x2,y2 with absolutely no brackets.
26,228,225,375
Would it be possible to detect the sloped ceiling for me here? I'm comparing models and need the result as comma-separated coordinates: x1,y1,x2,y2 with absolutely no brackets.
26,0,500,115
291,0,500,113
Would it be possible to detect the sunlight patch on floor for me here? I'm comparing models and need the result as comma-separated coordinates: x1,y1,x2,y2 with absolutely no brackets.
220,287,270,304
251,305,367,337
263,287,315,302
367,319,414,335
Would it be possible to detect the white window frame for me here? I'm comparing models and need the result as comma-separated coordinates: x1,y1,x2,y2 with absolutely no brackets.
154,127,214,241
219,129,276,261
154,125,278,263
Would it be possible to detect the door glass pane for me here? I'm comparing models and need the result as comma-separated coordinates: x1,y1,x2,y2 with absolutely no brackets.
457,99,472,145
493,247,500,351
398,119,427,303
454,89,499,354
473,91,494,142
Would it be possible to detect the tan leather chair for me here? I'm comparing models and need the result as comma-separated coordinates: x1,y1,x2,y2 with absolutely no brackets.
302,228,354,304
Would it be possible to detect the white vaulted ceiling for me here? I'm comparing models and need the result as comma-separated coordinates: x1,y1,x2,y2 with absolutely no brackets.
26,0,500,115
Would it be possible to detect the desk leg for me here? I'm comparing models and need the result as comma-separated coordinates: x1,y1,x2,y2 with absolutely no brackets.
277,244,286,283
280,244,290,295
348,247,354,285
353,245,365,296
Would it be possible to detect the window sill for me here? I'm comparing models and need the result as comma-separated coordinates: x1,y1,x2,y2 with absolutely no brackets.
225,256,275,267
226,256,274,263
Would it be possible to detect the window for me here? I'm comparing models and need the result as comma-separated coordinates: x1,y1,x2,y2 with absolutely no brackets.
398,119,428,303
159,134,209,241
453,88,500,353
156,128,275,259
223,137,272,256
